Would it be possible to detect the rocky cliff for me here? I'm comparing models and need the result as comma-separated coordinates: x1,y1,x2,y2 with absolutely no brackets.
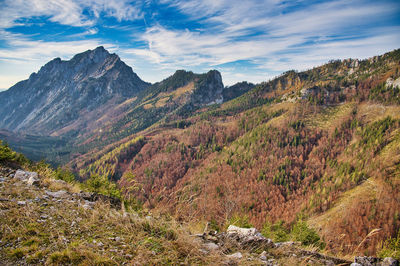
0,46,150,136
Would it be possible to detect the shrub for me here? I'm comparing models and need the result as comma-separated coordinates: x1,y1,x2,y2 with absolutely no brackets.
226,214,253,229
291,220,325,248
378,230,400,260
0,140,28,165
262,220,289,242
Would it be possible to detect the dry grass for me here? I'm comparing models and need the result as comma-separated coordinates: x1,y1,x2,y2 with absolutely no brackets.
0,176,227,265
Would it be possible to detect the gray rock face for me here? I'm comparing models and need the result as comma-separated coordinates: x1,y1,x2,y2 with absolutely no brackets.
0,46,150,135
226,225,274,248
27,175,40,186
14,169,38,182
382,257,399,266
191,70,224,106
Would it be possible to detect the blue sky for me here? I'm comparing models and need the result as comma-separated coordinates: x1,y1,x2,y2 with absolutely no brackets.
0,0,399,90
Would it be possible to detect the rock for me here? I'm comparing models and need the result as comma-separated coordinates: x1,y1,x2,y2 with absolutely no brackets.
226,225,274,248
354,256,379,266
45,190,69,198
40,215,48,219
386,77,400,89
259,251,268,261
27,175,40,186
0,177,6,182
275,241,301,248
81,200,95,209
17,201,26,205
350,263,362,266
227,225,261,237
203,242,219,251
382,257,399,266
226,252,243,260
14,170,38,182
115,237,121,242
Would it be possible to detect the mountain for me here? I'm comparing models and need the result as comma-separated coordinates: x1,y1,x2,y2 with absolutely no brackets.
0,47,400,259
0,46,150,136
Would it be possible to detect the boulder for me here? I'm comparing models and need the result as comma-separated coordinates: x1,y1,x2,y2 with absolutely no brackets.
27,175,40,186
14,170,38,182
382,257,399,266
226,225,274,248
354,256,379,266
203,242,219,251
226,252,243,260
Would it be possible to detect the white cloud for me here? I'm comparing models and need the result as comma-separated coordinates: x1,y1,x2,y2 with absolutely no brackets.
0,0,144,29
129,0,399,85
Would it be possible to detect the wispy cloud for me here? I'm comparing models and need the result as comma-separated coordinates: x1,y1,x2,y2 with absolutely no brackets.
0,0,144,28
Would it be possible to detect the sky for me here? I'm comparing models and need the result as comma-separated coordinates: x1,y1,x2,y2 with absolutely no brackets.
0,0,399,90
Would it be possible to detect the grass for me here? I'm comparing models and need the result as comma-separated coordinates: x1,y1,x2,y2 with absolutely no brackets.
0,172,227,265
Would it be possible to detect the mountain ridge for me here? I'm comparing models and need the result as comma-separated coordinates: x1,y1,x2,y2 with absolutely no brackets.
0,46,150,136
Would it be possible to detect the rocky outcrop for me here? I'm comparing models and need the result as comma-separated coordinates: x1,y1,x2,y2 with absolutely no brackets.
0,46,150,136
352,256,399,266
386,77,400,89
191,70,224,106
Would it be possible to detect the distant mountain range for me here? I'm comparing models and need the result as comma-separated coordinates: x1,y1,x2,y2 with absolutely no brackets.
0,47,399,257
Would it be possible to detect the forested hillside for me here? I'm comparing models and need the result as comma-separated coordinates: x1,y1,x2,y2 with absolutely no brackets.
72,49,400,256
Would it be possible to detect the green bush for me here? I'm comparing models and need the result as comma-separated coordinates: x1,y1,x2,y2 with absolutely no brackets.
262,220,289,242
55,167,76,183
291,220,325,248
226,214,253,229
378,230,400,260
262,219,325,249
0,140,28,165
84,174,121,199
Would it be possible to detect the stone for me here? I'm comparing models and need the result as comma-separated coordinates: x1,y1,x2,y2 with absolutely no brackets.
227,225,261,237
354,256,379,266
259,251,268,261
203,242,219,251
226,225,274,248
226,252,243,260
14,170,38,182
17,201,26,205
350,263,362,266
45,190,69,198
382,257,399,266
27,175,40,186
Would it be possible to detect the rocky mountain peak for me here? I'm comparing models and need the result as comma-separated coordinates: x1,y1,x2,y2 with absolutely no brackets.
0,47,150,135
192,69,224,105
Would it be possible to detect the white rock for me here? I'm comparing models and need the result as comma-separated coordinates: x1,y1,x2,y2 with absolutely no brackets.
17,201,26,205
259,251,268,261
382,257,399,266
27,175,40,186
227,225,262,237
14,170,38,182
226,252,243,260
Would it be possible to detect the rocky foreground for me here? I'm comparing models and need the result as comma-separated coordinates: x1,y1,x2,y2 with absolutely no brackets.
0,166,398,265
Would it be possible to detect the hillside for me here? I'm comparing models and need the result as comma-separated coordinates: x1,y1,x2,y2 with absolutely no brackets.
1,144,367,265
0,48,400,260
72,49,400,257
